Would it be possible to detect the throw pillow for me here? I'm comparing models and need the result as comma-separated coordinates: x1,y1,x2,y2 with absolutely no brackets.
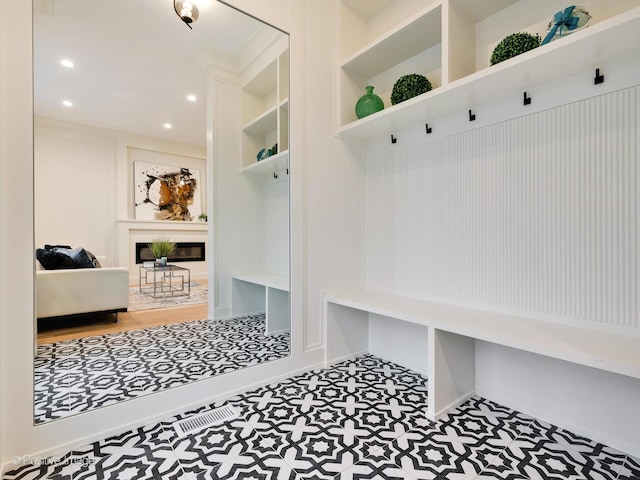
44,244,72,250
55,247,97,269
84,249,102,268
35,248,76,270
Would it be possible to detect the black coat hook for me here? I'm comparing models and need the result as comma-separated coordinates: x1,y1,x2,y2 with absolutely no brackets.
273,172,278,179
523,91,532,105
425,123,432,134
468,109,476,122
391,134,397,144
286,168,289,175
594,68,605,85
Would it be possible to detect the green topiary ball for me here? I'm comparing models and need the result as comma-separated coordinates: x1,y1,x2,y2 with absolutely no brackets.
390,74,432,105
490,32,541,65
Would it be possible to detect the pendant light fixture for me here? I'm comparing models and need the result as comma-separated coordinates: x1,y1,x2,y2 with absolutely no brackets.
174,0,199,29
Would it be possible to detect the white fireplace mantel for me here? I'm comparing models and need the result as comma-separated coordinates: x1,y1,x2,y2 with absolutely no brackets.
117,219,208,280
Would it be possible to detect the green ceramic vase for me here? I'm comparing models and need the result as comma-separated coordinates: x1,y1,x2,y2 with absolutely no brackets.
355,85,384,119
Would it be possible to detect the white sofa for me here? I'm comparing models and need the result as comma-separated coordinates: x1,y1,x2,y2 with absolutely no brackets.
36,263,129,319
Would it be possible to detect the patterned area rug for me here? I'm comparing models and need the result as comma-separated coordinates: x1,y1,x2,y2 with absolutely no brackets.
128,281,208,311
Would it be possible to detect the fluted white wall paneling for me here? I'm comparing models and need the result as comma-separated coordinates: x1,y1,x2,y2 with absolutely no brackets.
365,86,639,329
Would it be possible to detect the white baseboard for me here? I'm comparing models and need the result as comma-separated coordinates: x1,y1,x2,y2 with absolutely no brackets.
427,391,476,422
267,328,290,336
325,349,369,367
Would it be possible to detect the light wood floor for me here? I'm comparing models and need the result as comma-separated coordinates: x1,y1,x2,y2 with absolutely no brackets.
37,303,209,345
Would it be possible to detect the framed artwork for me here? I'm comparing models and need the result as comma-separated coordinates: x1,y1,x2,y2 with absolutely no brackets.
134,161,202,221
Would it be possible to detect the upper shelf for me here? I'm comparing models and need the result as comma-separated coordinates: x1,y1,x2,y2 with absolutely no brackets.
241,150,289,176
338,6,640,141
341,2,442,78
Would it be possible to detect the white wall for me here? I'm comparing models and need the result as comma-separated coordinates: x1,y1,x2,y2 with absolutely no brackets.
0,0,34,469
302,0,366,351
34,118,209,279
368,313,429,375
207,71,264,318
364,70,640,332
35,119,118,260
264,173,290,276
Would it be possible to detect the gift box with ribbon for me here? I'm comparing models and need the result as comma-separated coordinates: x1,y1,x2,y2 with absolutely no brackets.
541,5,591,45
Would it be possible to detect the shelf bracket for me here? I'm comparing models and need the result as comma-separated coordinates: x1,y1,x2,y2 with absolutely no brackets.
425,124,432,134
468,110,476,122
523,92,532,106
391,134,397,144
594,68,605,85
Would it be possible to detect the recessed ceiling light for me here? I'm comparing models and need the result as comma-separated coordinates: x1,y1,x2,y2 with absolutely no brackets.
62,100,73,107
60,59,74,68
187,94,197,102
163,123,172,129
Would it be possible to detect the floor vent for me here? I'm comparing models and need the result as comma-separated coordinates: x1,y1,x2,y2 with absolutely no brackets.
173,405,239,437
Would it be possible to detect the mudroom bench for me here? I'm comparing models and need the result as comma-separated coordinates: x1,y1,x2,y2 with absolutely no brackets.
231,273,290,335
324,290,640,421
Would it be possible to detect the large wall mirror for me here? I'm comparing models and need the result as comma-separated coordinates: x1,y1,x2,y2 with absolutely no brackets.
33,0,290,424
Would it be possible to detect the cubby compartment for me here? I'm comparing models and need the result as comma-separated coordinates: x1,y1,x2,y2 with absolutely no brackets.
241,47,290,174
449,0,640,81
340,0,439,59
241,59,277,126
241,109,277,169
339,1,443,127
446,0,519,82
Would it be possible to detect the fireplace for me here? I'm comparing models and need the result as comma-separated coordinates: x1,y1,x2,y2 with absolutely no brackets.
135,242,205,264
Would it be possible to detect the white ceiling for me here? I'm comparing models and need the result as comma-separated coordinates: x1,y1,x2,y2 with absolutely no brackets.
33,0,282,147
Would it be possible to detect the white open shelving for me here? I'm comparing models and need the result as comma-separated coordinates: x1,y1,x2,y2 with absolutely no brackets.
241,150,289,176
241,48,290,174
338,0,640,140
341,3,442,79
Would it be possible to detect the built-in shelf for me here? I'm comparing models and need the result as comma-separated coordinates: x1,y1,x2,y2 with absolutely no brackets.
241,48,290,170
117,219,207,229
338,6,640,141
241,150,289,176
341,2,442,78
232,273,289,292
243,106,278,135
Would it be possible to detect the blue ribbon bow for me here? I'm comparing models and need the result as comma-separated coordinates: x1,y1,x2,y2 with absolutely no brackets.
541,6,580,45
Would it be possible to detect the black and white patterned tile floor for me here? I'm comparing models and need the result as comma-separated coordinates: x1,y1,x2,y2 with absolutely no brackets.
34,314,290,424
9,354,639,479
